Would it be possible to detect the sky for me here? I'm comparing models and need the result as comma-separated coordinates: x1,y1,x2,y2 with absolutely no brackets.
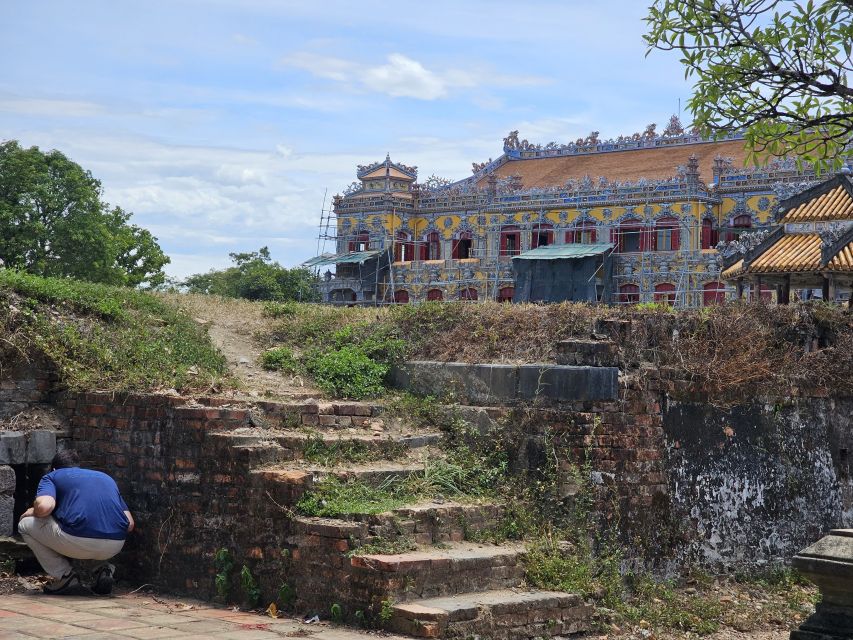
1,1,693,279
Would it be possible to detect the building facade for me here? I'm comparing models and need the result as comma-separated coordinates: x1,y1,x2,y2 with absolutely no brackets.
318,117,836,306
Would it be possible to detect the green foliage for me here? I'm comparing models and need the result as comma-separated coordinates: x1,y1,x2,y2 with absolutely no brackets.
277,583,296,608
330,603,343,623
182,247,319,302
348,536,417,557
213,548,234,600
240,565,261,608
331,322,406,365
525,537,624,610
379,598,394,624
622,574,722,634
260,346,301,374
645,0,853,172
383,393,444,429
305,346,389,399
296,476,412,517
262,300,300,317
0,269,227,392
302,433,405,466
0,141,169,287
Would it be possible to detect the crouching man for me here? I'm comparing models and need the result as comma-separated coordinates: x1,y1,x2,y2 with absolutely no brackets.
18,450,134,595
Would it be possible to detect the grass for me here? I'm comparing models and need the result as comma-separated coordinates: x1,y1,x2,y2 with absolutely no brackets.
0,269,228,392
301,432,406,466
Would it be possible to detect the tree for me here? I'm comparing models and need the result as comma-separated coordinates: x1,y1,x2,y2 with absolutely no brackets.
182,247,320,302
645,0,853,172
0,141,169,287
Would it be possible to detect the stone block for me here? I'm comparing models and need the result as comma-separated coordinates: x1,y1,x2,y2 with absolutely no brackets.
0,465,14,493
27,431,57,463
517,365,619,402
389,361,519,404
0,494,13,537
0,432,25,464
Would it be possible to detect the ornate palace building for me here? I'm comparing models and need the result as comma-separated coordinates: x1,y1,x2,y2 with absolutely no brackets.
310,116,847,306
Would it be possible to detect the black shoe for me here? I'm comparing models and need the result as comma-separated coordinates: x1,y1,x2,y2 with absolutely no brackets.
91,563,115,595
43,572,80,595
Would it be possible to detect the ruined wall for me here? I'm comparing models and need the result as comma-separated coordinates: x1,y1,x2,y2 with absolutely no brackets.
662,397,853,570
2,355,851,599
393,360,853,573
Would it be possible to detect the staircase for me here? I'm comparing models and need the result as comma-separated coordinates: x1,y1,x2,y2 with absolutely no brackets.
215,398,592,639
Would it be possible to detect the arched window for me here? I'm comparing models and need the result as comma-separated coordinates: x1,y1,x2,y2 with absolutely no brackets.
419,231,442,261
459,287,478,301
497,286,515,303
500,226,521,256
612,222,643,253
393,290,410,304
452,231,473,260
654,283,677,305
703,281,726,306
531,223,554,249
701,218,719,250
394,232,414,262
348,231,370,252
654,218,680,251
618,284,640,304
426,288,443,301
725,214,753,242
566,222,597,244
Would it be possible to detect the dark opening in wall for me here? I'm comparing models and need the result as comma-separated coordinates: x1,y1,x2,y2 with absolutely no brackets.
12,463,50,535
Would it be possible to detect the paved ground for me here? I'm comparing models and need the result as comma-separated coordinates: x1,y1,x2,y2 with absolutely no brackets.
0,590,409,640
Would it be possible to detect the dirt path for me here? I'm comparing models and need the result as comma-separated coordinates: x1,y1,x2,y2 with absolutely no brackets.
161,293,321,401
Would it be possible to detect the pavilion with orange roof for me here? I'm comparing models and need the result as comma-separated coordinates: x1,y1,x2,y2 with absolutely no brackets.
721,172,853,304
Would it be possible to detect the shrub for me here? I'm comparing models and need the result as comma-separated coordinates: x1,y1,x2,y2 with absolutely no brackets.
260,346,301,373
306,346,388,399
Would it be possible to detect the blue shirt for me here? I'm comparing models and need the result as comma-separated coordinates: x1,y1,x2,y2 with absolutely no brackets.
37,468,130,541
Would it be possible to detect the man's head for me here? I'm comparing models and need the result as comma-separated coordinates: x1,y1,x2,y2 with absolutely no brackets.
51,449,80,470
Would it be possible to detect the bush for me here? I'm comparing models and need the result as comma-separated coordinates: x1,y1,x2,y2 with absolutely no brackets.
260,346,301,373
306,346,388,399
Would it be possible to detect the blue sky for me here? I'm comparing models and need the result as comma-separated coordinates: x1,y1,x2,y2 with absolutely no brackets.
1,1,692,279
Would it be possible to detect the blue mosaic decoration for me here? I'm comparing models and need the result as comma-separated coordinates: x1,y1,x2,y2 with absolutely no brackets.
681,203,692,215
443,217,453,229
643,204,654,216
758,196,771,211
602,208,613,220
522,212,533,223
558,210,569,223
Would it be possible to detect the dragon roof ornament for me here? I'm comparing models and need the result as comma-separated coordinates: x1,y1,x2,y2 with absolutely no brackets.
497,116,743,156
356,154,418,179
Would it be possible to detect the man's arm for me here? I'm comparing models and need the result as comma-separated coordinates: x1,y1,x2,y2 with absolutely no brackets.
20,496,56,520
33,495,56,517
125,510,135,533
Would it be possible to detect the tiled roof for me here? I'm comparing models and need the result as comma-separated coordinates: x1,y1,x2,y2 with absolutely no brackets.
781,185,853,223
749,234,822,273
828,242,853,271
720,259,745,279
476,139,749,188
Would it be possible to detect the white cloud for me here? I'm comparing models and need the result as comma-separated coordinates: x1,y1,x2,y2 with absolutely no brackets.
278,52,543,101
0,95,105,118
363,54,455,100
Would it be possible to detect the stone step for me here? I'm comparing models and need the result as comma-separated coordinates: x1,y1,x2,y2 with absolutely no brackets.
349,542,526,601
387,589,592,639
251,461,427,507
212,429,442,473
354,501,505,546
